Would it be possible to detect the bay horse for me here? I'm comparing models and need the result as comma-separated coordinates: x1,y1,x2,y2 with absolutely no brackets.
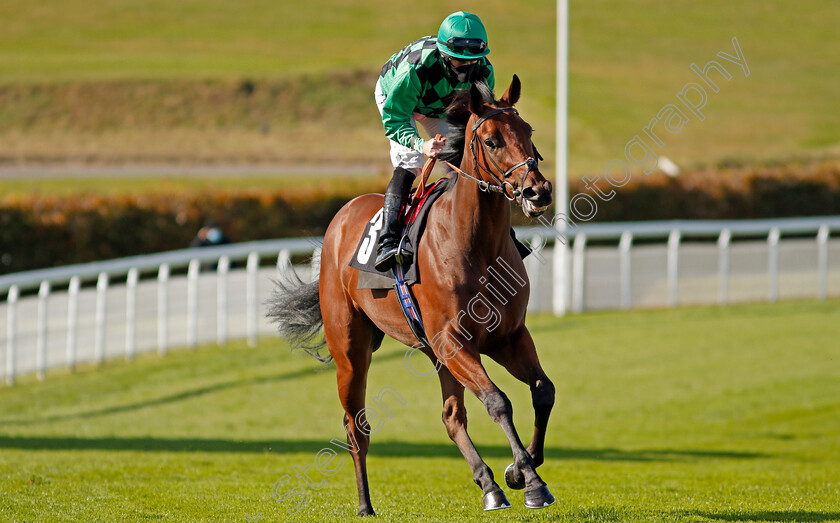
270,76,555,516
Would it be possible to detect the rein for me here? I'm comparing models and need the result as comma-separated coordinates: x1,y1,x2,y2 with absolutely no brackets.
442,107,538,204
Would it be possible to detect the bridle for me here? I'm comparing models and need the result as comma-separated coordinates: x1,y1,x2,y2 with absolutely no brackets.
443,107,539,204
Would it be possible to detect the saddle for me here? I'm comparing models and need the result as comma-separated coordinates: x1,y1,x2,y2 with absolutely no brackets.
349,175,451,289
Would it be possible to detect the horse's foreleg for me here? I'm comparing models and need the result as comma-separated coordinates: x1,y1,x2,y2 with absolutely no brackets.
436,365,511,510
488,327,555,492
443,344,555,509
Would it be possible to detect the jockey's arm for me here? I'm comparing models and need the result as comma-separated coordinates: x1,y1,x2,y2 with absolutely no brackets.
381,70,444,156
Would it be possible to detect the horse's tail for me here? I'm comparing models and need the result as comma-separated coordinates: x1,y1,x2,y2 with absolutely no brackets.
267,269,331,363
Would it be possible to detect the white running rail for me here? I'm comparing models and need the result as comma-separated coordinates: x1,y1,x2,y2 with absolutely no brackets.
2,217,838,385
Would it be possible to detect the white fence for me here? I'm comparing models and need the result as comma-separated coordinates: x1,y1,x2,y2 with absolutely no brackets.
0,238,322,385
1,217,838,385
518,216,840,313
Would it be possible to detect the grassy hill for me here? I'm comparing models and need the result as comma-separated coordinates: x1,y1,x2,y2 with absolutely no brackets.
1,300,839,521
1,0,838,174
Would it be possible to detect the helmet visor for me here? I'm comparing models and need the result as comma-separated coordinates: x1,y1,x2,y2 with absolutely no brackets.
440,37,487,57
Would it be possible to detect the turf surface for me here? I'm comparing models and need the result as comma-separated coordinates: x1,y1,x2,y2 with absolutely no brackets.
1,300,839,522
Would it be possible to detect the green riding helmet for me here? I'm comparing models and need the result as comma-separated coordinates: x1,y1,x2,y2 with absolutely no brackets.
436,11,490,60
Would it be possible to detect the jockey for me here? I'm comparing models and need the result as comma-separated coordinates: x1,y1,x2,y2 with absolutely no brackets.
373,11,495,271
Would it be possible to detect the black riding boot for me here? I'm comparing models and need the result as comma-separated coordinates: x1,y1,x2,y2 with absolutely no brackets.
374,167,415,272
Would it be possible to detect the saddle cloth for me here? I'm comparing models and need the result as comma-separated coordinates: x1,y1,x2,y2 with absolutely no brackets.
349,178,452,289
349,177,533,290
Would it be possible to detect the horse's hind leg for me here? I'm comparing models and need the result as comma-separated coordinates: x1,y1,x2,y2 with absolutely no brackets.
437,365,511,511
323,294,378,516
487,326,555,493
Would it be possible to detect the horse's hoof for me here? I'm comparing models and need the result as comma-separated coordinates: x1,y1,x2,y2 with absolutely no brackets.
504,463,525,490
483,490,512,511
357,506,376,517
524,484,555,509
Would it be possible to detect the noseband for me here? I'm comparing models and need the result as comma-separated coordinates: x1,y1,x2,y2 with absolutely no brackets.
443,107,538,204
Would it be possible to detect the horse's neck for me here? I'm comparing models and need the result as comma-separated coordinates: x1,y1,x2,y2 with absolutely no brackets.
441,156,512,254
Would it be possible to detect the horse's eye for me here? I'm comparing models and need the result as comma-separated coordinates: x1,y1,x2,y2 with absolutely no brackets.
484,138,496,149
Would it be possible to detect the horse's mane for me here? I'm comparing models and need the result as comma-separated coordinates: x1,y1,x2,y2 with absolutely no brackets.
438,82,496,167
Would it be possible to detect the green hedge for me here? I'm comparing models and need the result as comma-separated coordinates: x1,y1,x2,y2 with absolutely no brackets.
0,190,352,274
2,162,839,274
569,161,840,222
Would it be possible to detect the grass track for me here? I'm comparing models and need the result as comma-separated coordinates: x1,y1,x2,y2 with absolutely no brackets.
1,300,839,522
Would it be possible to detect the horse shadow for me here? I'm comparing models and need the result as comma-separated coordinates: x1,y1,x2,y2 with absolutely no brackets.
691,511,840,522
0,435,768,463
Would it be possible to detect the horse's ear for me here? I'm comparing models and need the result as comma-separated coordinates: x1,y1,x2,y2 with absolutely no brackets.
501,74,521,106
469,83,484,115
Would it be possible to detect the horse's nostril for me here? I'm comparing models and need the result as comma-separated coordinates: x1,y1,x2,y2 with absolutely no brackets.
521,186,538,200
529,186,553,207
545,181,553,194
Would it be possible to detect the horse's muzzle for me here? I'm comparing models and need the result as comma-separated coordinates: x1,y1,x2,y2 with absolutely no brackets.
521,180,552,217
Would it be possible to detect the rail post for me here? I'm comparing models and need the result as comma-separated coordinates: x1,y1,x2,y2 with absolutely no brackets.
126,268,138,361
718,229,732,305
619,231,633,310
310,247,321,283
5,285,18,385
276,249,291,274
667,229,681,307
187,259,200,349
768,227,780,303
66,276,80,371
36,281,51,380
817,225,829,300
157,264,170,355
246,252,259,347
217,256,230,346
95,272,109,365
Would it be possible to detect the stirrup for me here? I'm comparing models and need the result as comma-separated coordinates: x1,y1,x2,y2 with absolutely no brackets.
374,244,399,272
